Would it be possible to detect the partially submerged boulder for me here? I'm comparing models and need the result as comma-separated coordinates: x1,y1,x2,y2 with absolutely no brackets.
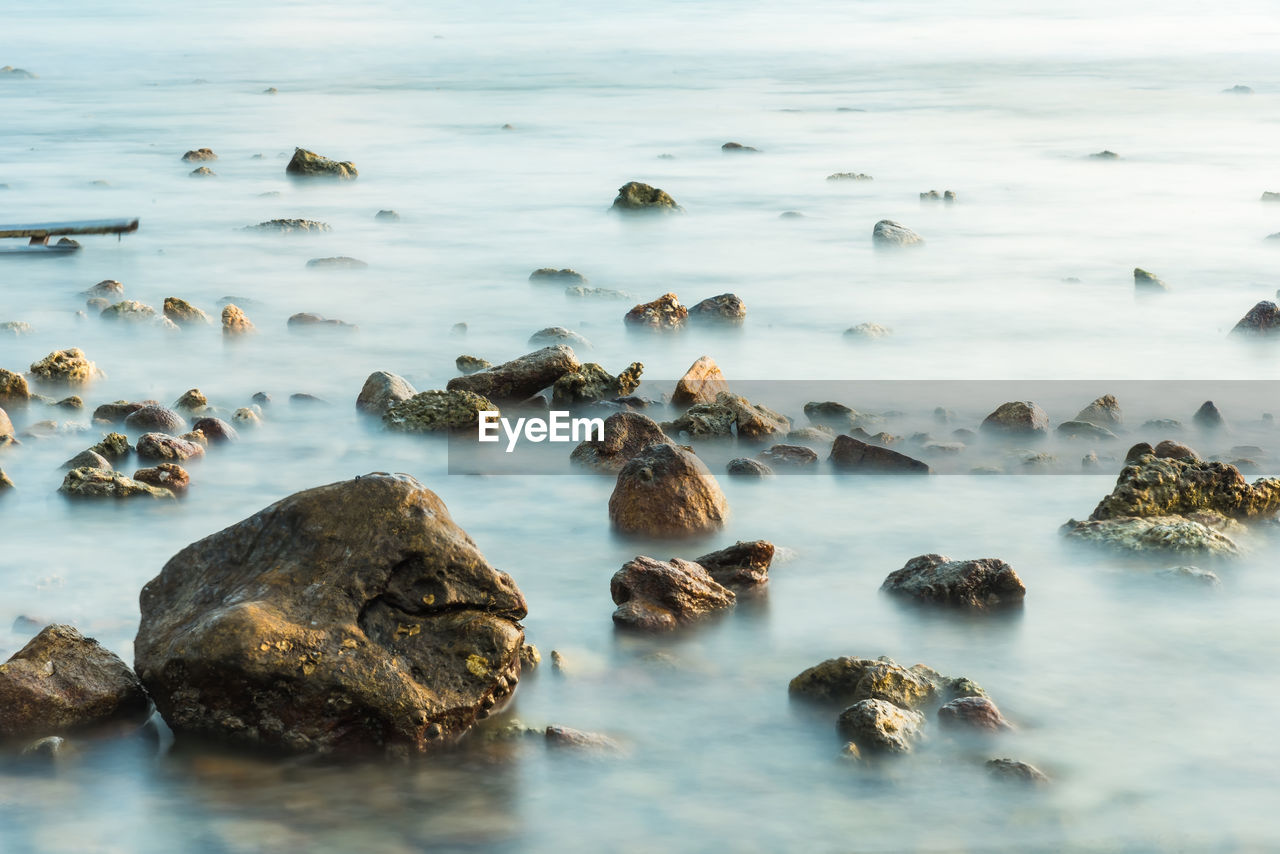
981,401,1049,437
694,540,774,588
383,390,497,434
221,304,255,336
133,463,190,496
29,349,99,386
0,625,149,739
446,345,580,401
690,294,746,326
456,356,491,374
59,468,174,499
830,435,929,473
1075,396,1121,430
672,356,728,406
1134,268,1168,291
726,457,773,477
551,362,643,405
625,293,688,331
125,405,185,433
136,432,205,462
288,312,356,331
1089,455,1280,522
529,268,586,285
306,256,368,269
356,371,417,417
663,403,736,439
570,412,672,473
837,699,924,753
937,696,1011,732
609,556,734,631
608,444,728,537
191,417,237,443
529,327,590,349
286,147,357,179
872,220,923,247
181,148,217,162
99,300,158,323
134,473,528,755
716,392,790,441
756,444,818,468
987,758,1050,785
163,297,208,326
611,181,681,212
1231,301,1280,335
0,369,30,405
1061,514,1243,557
881,554,1026,610
789,656,984,709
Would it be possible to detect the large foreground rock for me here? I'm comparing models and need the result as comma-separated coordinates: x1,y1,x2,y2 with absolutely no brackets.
446,345,580,401
286,147,357,179
0,625,149,738
608,444,728,537
881,554,1026,610
134,473,528,756
610,556,734,631
570,412,672,472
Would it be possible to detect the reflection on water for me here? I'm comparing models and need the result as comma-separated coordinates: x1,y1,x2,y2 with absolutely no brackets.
4,0,1280,851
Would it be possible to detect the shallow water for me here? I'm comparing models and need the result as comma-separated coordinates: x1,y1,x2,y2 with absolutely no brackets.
4,2,1280,852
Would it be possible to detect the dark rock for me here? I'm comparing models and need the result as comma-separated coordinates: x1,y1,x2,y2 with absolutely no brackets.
54,396,82,410
244,219,331,233
285,147,357,179
672,355,728,406
1056,420,1117,441
191,417,238,443
375,209,400,222
94,400,142,425
609,556,734,630
881,554,1026,610
608,444,728,537
727,457,773,477
1231,301,1280,334
552,362,643,405
529,268,586,285
1124,442,1154,463
447,345,581,401
804,401,857,430
1075,394,1122,428
0,469,12,490
981,401,1049,437
988,758,1050,785
0,625,149,738
624,293,688,331
125,405,185,433
721,142,759,152
306,256,368,269
756,444,818,468
611,181,681,212
1090,150,1120,159
383,390,498,433
937,696,1012,732
836,699,924,753
1193,401,1224,430
456,356,491,375
134,473,527,755
1134,267,1168,291
570,412,672,472
136,433,205,462
695,540,774,588
1154,439,1197,460
288,312,357,330
716,392,790,441
356,371,417,416
690,293,746,326
830,435,930,473
872,220,923,247
134,463,190,495
62,449,111,471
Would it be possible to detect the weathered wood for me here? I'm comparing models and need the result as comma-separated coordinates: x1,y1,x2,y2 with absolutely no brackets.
0,218,139,239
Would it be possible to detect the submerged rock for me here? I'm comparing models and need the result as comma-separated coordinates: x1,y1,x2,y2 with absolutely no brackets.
383,390,497,433
881,554,1026,610
721,142,759,153
1193,401,1225,430
790,656,983,710
694,540,774,588
0,469,12,490
1061,515,1243,557
981,401,1049,437
529,268,587,285
0,369,31,405
84,280,124,298
173,389,208,413
566,286,632,300
2,321,33,336
288,312,357,331
1156,565,1221,586
544,725,624,754
1231,301,1280,335
29,349,99,386
1056,420,1117,441
608,444,728,537
356,371,417,417
1090,150,1120,160
827,172,873,181
987,758,1050,785
245,219,331,233
90,432,131,460
529,327,591,350
757,444,818,468
375,209,400,222
611,181,681,212
60,467,174,499
456,356,491,375
1134,267,1168,292
672,355,728,406
551,362,643,405
134,473,527,755
609,556,734,631
221,304,255,336
804,401,858,430
690,293,746,326
191,417,237,443
872,220,923,247
830,435,929,473
1153,439,1197,460
837,699,924,753
306,256,368,269
285,147,357,179
570,412,672,472
664,403,737,438
189,167,216,178
0,625,149,739
844,322,892,339
625,293,688,331
447,345,581,401
133,463,190,495
727,457,773,477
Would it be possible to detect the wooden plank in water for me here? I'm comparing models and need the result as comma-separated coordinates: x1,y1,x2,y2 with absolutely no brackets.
0,218,140,239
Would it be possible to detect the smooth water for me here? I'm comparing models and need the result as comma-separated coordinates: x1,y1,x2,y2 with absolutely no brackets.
3,2,1280,851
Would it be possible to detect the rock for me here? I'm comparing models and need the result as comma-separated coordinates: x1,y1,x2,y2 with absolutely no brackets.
0,625,149,738
981,401,1049,437
788,426,836,445
245,219,331,233
1075,394,1122,428
1061,515,1243,557
1262,191,1280,201
161,298,210,327
60,467,174,499
1225,85,1254,94
90,432,131,460
1193,401,1224,430
356,371,417,416
133,473,527,755
827,172,872,181
446,345,581,401
804,401,857,430
1134,267,1168,291
91,401,142,424
173,389,207,413
54,396,83,410
1154,439,1197,460
1156,565,1221,586
0,469,12,490
721,142,759,152
664,403,737,439
611,181,681,212
779,211,805,219
136,433,205,462
872,220,923,247
189,167,216,177
937,696,1011,732
456,356,491,375
1231,300,1280,334
694,540,773,588
1089,455,1280,521
551,362,643,405
608,444,728,537
451,322,467,336
306,256,368,269
830,435,930,473
290,393,328,407
21,735,68,759
1,320,33,336
374,209,400,221
529,327,591,349
987,758,1049,785
285,147,357,179
1056,420,1117,441
84,280,125,298
570,412,672,472
716,392,790,441
0,66,37,79
99,300,159,323
881,554,1025,610
844,322,892,339
544,725,623,754
672,356,728,406
520,644,541,671
1090,150,1120,159
181,148,217,162
0,369,31,406
609,556,734,630
790,657,887,705
191,417,238,443
287,312,357,331
529,268,586,285
0,405,12,440
690,294,746,326
836,699,924,753
251,392,271,406
232,408,262,427
63,449,112,471
383,390,498,433
29,349,98,386
756,444,818,468
221,304,255,336
125,405,185,433
566,286,632,300
624,293,688,331
727,457,773,477
86,297,110,313
134,463,190,495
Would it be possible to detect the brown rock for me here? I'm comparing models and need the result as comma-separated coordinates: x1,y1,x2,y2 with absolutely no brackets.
181,148,217,162
694,540,774,588
570,412,672,473
836,699,924,753
1089,456,1280,521
125,405,185,433
191,417,238,443
1232,301,1280,335
611,181,681,212
285,147,357,180
60,467,174,499
133,463,190,495
987,758,1050,785
672,356,728,405
881,554,1026,610
608,444,728,537
1134,267,1168,291
624,293,688,331
0,369,31,406
356,371,417,416
136,433,205,462
446,345,581,401
1154,439,1197,460
63,449,112,471
610,556,734,631
690,293,746,326
163,297,211,326
544,725,624,754
529,268,587,285
980,401,1049,437
1075,394,1122,428
830,435,930,473
937,696,1011,732
221,304,255,336
29,349,99,386
715,391,790,441
550,362,643,405
726,457,773,477
288,312,357,330
756,444,818,468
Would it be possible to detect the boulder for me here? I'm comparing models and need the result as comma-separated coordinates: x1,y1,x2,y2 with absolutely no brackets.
383,390,497,433
173,389,208,412
29,349,99,386
0,625,149,738
529,327,590,349
135,433,206,462
84,279,124,298
1056,420,1117,441
1134,268,1167,291
544,725,624,754
125,405,185,433
1231,301,1280,335
99,300,158,323
1153,439,1197,460
356,371,417,417
456,356,491,375
59,468,174,499
1,321,32,336
624,293,688,331
716,392,790,441
611,181,681,212
285,147,357,179
245,219,331,233
804,401,857,430
756,444,818,468
133,463,190,495
566,286,632,300
836,699,924,753
306,256,368,269
830,435,929,473
1,368,31,405
980,401,1049,437
987,758,1050,785
551,362,643,405
1074,394,1122,428
1193,401,1224,430
90,432,131,460
694,540,774,588
608,444,728,537
529,268,587,285
1156,565,1221,586
375,209,400,222
92,401,143,423
672,356,728,406
663,403,736,438
134,473,527,755
62,449,112,471
872,220,923,247
1088,455,1280,521
937,696,1011,732
181,148,217,162
570,412,671,473
726,457,773,477
446,345,581,401
790,656,984,709
609,556,734,630
690,294,746,326
721,142,759,153
221,304,255,336
844,322,892,339
1061,515,1243,557
189,167,216,178
881,554,1026,610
